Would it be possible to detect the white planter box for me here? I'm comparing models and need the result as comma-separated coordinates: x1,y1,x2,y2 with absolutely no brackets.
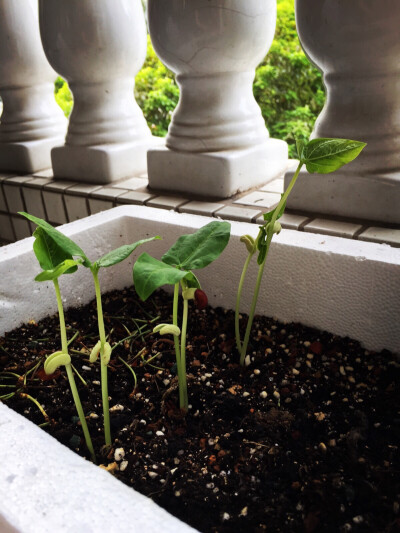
0,205,399,532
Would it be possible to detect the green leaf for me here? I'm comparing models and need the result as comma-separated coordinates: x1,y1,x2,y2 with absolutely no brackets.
35,259,81,282
133,253,189,301
95,236,161,268
257,227,268,265
296,138,305,160
302,138,366,174
20,212,91,267
162,221,231,271
263,197,286,222
32,227,76,273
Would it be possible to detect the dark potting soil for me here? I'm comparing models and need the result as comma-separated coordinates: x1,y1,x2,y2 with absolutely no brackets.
0,287,399,533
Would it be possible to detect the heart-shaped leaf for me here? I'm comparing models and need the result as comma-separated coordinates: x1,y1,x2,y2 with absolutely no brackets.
302,138,366,174
162,221,231,271
35,259,81,282
20,212,91,267
133,253,189,301
33,227,77,274
95,236,161,269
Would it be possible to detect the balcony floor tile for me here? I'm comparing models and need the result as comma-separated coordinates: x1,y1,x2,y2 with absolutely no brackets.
358,227,400,247
116,191,156,205
88,198,114,215
178,201,225,216
255,212,312,230
146,195,189,210
65,195,90,222
23,188,47,220
303,218,364,239
234,191,281,210
111,177,148,191
215,205,262,222
42,191,68,224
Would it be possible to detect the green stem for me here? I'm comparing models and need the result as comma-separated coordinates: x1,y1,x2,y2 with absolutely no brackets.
173,282,186,410
180,290,189,412
92,267,111,447
53,279,68,354
235,250,256,355
53,279,95,461
240,162,304,365
240,260,267,365
65,364,96,463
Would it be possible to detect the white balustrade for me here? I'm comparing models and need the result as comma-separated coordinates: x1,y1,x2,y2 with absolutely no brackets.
147,0,288,198
285,0,400,224
39,0,162,184
0,0,67,173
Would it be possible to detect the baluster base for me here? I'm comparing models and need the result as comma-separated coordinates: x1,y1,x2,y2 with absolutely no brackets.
0,137,65,174
52,138,164,184
284,169,400,224
148,139,288,199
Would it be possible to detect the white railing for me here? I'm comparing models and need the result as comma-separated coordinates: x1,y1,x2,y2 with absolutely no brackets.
0,0,399,222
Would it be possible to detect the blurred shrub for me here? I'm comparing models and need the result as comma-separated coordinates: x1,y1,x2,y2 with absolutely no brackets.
134,37,179,137
54,77,73,117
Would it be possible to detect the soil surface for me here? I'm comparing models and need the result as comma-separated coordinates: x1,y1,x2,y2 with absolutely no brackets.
1,288,399,533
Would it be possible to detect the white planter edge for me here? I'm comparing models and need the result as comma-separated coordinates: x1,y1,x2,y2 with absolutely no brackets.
0,205,399,533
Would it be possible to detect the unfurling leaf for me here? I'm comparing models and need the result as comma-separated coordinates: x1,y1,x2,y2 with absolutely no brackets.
296,139,305,160
20,212,91,267
95,237,161,269
302,138,366,174
35,259,81,282
32,227,77,273
257,227,268,266
263,198,286,222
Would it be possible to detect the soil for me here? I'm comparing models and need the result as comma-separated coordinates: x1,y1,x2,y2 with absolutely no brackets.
0,287,399,533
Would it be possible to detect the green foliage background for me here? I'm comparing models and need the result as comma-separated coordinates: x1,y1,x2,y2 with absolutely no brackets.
55,0,325,158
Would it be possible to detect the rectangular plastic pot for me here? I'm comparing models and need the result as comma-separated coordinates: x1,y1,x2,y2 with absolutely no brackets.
0,205,399,533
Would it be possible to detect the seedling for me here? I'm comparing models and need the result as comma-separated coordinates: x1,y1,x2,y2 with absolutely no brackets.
28,225,96,460
20,212,159,446
133,221,231,411
235,138,367,365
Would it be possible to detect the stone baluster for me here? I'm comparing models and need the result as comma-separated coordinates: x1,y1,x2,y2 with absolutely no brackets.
285,0,400,224
0,0,67,173
39,0,162,184
147,0,288,198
